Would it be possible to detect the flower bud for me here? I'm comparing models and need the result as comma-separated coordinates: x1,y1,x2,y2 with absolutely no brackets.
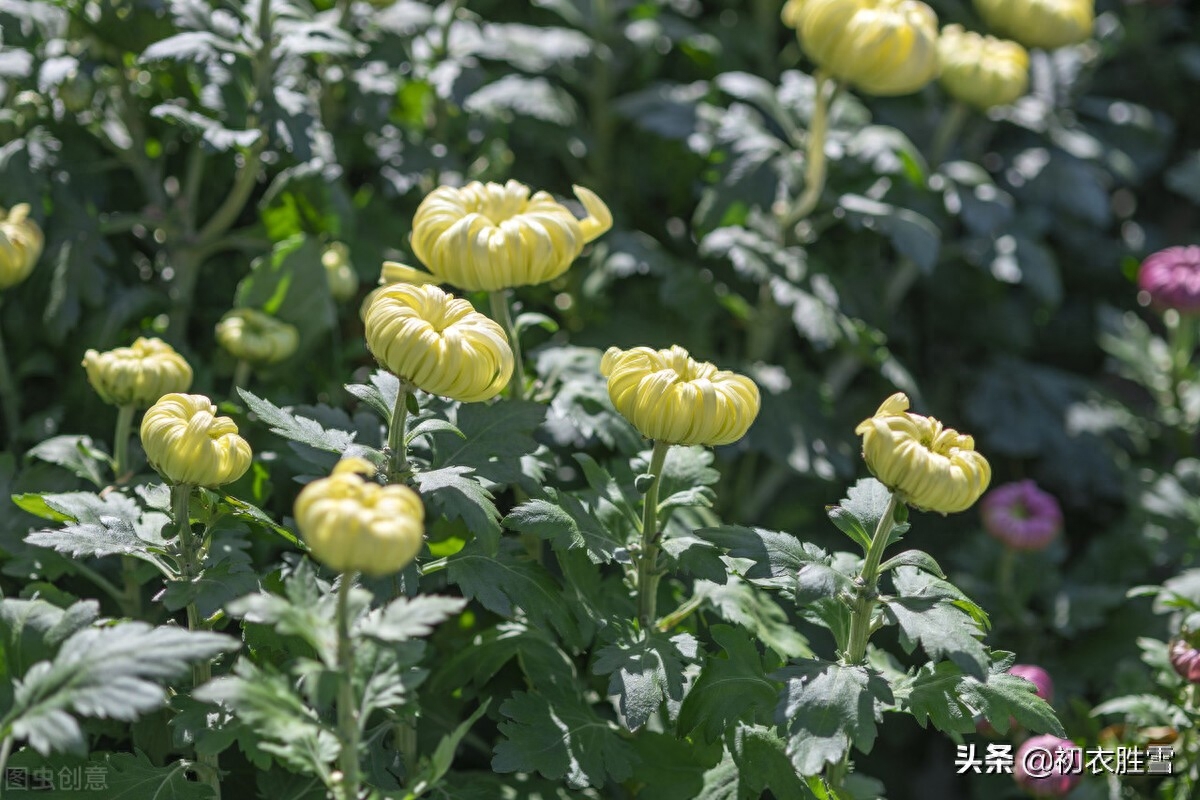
82,337,193,408
600,345,760,446
321,242,359,302
1013,735,1081,797
0,204,44,290
215,308,299,365
1009,664,1055,703
140,393,252,487
855,393,991,514
294,457,425,577
981,480,1063,551
784,0,940,96
1169,637,1200,683
363,283,513,403
1137,246,1200,314
973,0,1093,51
937,25,1030,109
411,180,612,292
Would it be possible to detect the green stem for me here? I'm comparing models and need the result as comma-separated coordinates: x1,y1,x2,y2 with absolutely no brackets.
231,360,252,398
113,404,135,481
120,556,144,620
489,291,526,402
930,101,970,168
336,573,361,800
587,0,614,194
656,592,703,632
172,483,221,800
844,492,901,664
0,306,21,448
0,735,12,788
784,70,833,229
387,380,411,484
72,561,127,609
637,441,673,631
1167,311,1197,454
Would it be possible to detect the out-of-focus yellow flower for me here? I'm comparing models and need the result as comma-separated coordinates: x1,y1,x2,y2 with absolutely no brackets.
937,25,1029,109
781,0,808,28
785,0,940,96
321,242,359,302
600,345,760,446
363,283,513,403
379,261,439,287
855,393,991,514
215,308,299,365
294,457,425,577
973,0,1093,51
410,180,612,292
0,204,44,290
82,337,193,408
140,393,252,487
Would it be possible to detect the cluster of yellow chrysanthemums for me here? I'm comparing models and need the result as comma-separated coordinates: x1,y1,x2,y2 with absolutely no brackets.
2,177,993,580
782,0,1094,106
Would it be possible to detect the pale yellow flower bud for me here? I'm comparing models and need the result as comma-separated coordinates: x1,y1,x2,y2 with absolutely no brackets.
379,261,439,287
855,393,991,514
215,308,299,365
294,457,425,577
82,337,193,408
321,242,359,302
363,283,513,403
937,25,1029,110
410,180,612,292
0,204,44,290
600,345,760,446
973,0,1093,51
140,393,252,487
787,0,940,96
781,0,808,28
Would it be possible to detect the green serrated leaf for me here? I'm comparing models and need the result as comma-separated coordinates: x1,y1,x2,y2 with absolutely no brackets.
238,388,356,455
504,494,622,564
884,596,989,680
776,660,893,776
359,595,466,643
492,690,635,789
25,435,111,486
414,466,501,553
961,671,1064,737
448,541,577,643
434,401,546,486
6,623,237,755
826,479,908,552
695,578,812,659
878,549,945,579
678,626,780,744
593,629,698,730
405,418,466,447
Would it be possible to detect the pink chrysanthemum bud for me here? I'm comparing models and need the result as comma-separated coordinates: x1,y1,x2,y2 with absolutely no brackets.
981,480,1063,551
1169,637,1200,683
1014,735,1081,797
1009,664,1055,703
1138,246,1200,314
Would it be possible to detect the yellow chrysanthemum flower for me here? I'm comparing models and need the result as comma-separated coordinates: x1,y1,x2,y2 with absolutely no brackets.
82,337,194,408
215,308,299,365
973,0,1093,51
0,204,44,290
938,25,1029,110
321,242,360,302
363,283,513,403
294,457,425,577
786,0,941,96
410,179,612,292
855,393,991,514
140,393,253,487
600,345,760,446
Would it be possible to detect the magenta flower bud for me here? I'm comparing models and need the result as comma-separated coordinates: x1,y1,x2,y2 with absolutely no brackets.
1009,664,1055,704
1138,246,1200,314
1014,735,1081,798
1169,638,1200,683
981,480,1063,551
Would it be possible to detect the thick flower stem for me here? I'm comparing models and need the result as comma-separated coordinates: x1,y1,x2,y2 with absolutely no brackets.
0,312,21,448
113,404,135,482
172,483,221,800
387,380,411,484
637,441,673,631
785,70,834,229
1166,311,1197,454
489,290,526,402
336,573,361,800
930,101,970,168
843,492,901,664
231,360,252,398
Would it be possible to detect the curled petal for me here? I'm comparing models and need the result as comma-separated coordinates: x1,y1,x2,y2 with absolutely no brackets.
215,308,299,365
938,25,1029,109
82,337,194,408
973,0,1093,51
141,393,252,487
